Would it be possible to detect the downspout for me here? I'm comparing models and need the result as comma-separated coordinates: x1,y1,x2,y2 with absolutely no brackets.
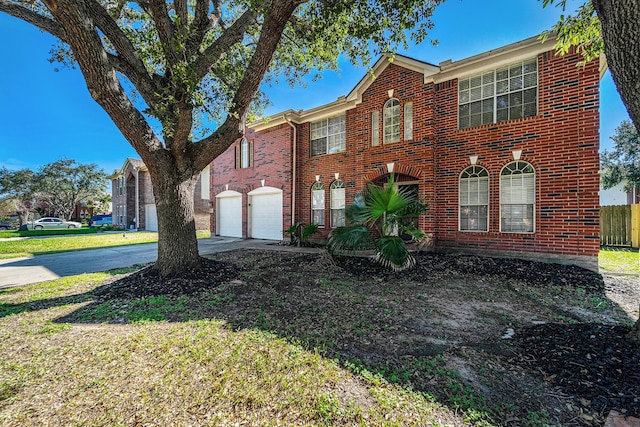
135,168,139,231
284,114,297,226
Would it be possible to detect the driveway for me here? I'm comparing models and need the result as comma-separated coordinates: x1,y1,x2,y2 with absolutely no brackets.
0,237,263,288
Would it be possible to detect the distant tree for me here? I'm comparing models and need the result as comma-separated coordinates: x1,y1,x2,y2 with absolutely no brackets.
541,0,640,133
0,168,38,225
36,159,107,220
0,0,443,276
600,120,640,191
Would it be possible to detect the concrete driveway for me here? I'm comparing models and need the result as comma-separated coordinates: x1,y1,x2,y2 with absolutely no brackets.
0,237,254,288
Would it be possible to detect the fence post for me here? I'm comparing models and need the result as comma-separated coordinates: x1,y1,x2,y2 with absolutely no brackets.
632,204,640,249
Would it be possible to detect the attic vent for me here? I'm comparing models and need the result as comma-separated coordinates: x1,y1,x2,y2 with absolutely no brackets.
435,80,453,92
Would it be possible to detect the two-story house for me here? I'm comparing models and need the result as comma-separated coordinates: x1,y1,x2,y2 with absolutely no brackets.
213,34,603,271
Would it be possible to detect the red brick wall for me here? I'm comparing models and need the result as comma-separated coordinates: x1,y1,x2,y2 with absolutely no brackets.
211,126,293,237
293,50,600,268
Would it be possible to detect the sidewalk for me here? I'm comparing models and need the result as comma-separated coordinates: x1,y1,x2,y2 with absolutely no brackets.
0,237,322,289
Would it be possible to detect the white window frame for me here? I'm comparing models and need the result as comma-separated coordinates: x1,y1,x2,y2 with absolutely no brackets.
459,165,489,232
500,160,535,233
330,180,345,228
404,102,413,141
371,110,380,146
310,115,346,156
383,98,400,144
458,58,538,129
236,138,253,169
311,181,325,227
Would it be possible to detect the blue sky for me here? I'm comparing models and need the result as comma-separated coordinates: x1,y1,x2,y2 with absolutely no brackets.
0,0,630,174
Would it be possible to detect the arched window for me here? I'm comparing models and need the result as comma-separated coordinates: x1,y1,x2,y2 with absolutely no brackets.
311,181,325,227
383,98,400,144
459,165,489,231
330,180,345,227
235,138,253,169
500,161,535,232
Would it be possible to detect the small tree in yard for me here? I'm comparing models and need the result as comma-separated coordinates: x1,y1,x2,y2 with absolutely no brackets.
0,0,444,276
600,120,640,192
328,174,429,271
542,0,640,342
0,168,38,226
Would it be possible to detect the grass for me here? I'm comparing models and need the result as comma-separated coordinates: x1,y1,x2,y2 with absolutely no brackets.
0,272,461,427
599,248,640,274
0,230,211,260
0,227,101,239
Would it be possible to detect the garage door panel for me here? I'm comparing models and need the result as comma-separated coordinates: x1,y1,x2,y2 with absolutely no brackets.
249,188,282,241
216,192,242,237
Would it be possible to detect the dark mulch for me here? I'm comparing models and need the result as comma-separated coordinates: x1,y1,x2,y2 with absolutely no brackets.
511,323,640,419
93,257,239,299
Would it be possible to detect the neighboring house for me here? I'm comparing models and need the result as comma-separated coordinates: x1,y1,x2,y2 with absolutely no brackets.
599,182,640,206
213,34,604,271
109,158,211,231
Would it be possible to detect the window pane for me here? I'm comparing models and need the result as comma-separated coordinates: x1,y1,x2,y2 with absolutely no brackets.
404,102,413,140
312,209,325,226
372,111,380,146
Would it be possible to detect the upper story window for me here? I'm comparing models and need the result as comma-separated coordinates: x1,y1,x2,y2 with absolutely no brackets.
235,138,253,169
117,177,124,196
311,181,325,227
311,115,346,156
383,98,400,144
404,102,413,140
330,180,345,228
459,165,489,232
459,58,538,129
500,160,535,233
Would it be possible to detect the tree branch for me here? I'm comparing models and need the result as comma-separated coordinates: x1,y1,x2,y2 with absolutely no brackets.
187,0,221,55
147,0,179,67
0,0,65,40
193,9,257,81
85,0,160,109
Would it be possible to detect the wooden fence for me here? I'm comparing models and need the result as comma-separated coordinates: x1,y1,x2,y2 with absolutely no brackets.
600,204,640,248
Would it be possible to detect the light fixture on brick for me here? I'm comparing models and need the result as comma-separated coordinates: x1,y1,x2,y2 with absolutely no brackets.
388,89,394,98
261,179,265,187
470,155,478,165
315,175,320,182
512,149,522,160
225,184,229,191
387,162,395,173
334,172,339,180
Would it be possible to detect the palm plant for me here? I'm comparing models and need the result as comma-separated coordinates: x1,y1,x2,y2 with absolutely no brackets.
328,174,429,271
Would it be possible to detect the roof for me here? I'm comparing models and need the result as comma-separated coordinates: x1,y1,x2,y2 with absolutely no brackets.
249,33,589,132
108,158,147,179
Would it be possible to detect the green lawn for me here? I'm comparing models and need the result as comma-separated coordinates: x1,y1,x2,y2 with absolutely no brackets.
0,230,211,260
599,248,640,274
0,227,100,239
0,271,460,427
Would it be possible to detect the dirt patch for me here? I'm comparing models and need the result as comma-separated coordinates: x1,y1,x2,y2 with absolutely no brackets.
77,249,640,426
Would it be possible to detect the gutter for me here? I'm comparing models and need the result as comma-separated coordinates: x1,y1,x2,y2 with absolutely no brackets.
284,114,297,226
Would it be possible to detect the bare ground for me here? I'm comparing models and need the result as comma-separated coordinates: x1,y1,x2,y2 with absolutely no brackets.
69,249,639,426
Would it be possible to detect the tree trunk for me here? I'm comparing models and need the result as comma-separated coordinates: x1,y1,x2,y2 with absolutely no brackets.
150,170,201,276
592,0,640,132
629,304,640,342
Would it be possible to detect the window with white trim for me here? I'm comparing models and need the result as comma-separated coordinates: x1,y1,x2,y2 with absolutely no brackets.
311,181,325,226
459,166,489,231
311,115,346,156
459,58,538,129
371,111,380,146
235,138,253,169
404,102,413,140
330,180,345,227
383,98,400,144
500,161,535,233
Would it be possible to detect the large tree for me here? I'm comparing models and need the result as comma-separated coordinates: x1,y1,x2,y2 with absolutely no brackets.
0,0,443,275
36,159,107,220
543,0,640,132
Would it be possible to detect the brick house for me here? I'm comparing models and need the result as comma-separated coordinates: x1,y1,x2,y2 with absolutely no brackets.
213,34,603,270
110,158,211,231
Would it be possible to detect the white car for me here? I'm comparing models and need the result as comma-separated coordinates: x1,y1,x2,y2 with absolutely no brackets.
27,217,82,230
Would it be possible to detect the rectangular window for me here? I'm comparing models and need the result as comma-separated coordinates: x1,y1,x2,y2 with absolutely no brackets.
311,187,325,227
459,58,537,129
371,111,379,146
311,115,346,156
330,183,345,228
404,102,413,140
500,173,535,232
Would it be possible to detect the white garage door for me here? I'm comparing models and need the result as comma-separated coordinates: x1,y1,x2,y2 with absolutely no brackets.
215,190,242,237
248,186,283,240
145,204,158,231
